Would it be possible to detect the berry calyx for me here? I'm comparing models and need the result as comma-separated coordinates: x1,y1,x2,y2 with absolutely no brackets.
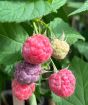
22,34,53,64
51,38,70,60
12,80,35,100
48,68,76,97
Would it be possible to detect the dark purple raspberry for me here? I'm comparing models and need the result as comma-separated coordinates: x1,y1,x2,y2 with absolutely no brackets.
14,61,41,84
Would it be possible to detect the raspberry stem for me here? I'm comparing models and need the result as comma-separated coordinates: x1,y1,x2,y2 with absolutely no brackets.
13,95,24,105
29,94,37,105
50,58,58,73
33,22,39,34
42,70,52,74
35,19,55,39
60,32,66,41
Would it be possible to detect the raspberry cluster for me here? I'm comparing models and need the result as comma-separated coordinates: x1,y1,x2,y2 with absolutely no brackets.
12,34,76,101
12,34,53,100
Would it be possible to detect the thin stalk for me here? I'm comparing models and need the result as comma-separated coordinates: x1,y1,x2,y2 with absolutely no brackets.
13,95,24,105
50,58,58,73
49,99,56,105
33,22,39,34
36,19,55,38
29,94,37,105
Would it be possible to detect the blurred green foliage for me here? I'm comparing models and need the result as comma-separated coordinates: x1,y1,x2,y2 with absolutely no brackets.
0,0,88,105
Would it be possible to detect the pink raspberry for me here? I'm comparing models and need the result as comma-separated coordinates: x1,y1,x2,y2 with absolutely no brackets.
48,69,76,97
22,34,53,64
12,80,35,100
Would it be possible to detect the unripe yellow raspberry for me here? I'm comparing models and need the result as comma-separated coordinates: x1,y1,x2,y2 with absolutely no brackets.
51,38,70,60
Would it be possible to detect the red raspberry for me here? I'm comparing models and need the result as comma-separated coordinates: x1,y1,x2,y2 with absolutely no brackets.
48,69,76,97
22,34,53,64
12,80,35,100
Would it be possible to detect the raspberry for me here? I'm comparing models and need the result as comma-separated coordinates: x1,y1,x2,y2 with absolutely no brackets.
14,61,41,84
22,34,53,64
48,69,76,97
12,80,35,100
51,39,70,59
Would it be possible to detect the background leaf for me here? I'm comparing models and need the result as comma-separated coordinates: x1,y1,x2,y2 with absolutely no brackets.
52,92,62,104
69,0,88,15
49,18,84,45
0,0,67,22
0,23,28,65
74,41,88,60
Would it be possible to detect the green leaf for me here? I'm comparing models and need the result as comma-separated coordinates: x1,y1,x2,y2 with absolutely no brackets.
67,2,83,9
0,64,14,76
49,18,84,45
69,0,88,16
74,41,88,60
48,0,53,3
0,0,67,22
52,92,62,104
0,71,9,93
0,23,28,65
52,56,88,105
